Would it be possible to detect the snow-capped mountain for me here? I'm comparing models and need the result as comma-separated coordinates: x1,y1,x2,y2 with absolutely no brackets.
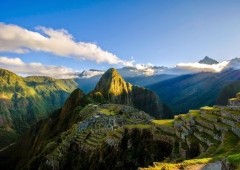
77,57,240,79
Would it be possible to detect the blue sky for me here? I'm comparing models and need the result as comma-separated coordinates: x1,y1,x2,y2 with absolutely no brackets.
0,0,240,77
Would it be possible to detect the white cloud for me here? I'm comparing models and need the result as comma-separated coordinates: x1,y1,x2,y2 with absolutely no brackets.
0,57,24,65
79,70,105,79
0,56,78,79
176,61,230,72
0,23,131,66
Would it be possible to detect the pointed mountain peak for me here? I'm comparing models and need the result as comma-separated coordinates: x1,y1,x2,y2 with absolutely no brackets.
198,56,219,65
98,68,125,85
93,68,131,96
102,68,121,78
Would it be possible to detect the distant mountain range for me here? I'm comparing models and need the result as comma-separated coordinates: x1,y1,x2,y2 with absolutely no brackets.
75,57,240,115
76,56,240,80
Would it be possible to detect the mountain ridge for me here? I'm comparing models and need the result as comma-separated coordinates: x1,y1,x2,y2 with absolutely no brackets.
0,68,78,149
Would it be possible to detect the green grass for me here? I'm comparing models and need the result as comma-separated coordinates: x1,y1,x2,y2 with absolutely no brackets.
189,110,200,117
124,124,151,129
140,158,214,170
152,119,174,127
215,132,240,156
100,108,116,115
201,106,214,110
182,157,213,165
228,153,240,165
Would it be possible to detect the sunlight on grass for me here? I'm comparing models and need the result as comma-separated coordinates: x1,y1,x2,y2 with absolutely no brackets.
124,124,151,129
100,108,115,115
152,119,173,127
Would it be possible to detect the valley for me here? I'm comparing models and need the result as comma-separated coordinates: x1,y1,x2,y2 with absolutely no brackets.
0,69,78,149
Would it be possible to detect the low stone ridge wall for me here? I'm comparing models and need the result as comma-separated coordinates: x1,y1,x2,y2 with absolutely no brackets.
193,132,213,146
214,123,229,132
195,118,215,130
220,117,236,127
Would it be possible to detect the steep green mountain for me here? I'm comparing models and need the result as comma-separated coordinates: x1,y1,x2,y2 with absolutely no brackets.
217,81,240,105
147,69,240,114
89,68,172,118
1,87,240,169
0,68,77,149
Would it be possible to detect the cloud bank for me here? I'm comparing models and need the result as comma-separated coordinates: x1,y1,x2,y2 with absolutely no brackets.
0,23,132,66
0,56,78,79
176,61,230,72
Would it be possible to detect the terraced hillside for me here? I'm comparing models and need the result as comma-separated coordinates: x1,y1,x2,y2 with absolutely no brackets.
140,93,240,170
0,98,174,170
2,91,240,169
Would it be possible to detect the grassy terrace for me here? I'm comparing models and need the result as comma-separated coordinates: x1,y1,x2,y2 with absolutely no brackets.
140,158,214,170
201,106,220,111
152,119,174,127
99,108,116,115
201,113,219,122
195,116,215,129
124,124,151,129
188,110,201,117
140,102,240,170
214,132,240,156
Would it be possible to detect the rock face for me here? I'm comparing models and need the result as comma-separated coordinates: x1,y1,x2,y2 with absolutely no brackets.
0,68,78,149
90,68,172,118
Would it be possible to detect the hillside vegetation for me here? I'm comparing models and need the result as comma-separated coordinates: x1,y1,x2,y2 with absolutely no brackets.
0,68,77,149
1,69,240,169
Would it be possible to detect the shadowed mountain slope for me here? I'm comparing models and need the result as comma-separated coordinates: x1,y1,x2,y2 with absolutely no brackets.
147,69,240,114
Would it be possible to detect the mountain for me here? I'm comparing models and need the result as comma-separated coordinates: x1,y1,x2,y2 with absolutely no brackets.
147,69,240,114
76,70,176,93
198,56,219,65
75,57,240,94
89,68,172,118
216,80,240,105
1,89,240,169
0,68,77,149
225,57,240,70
